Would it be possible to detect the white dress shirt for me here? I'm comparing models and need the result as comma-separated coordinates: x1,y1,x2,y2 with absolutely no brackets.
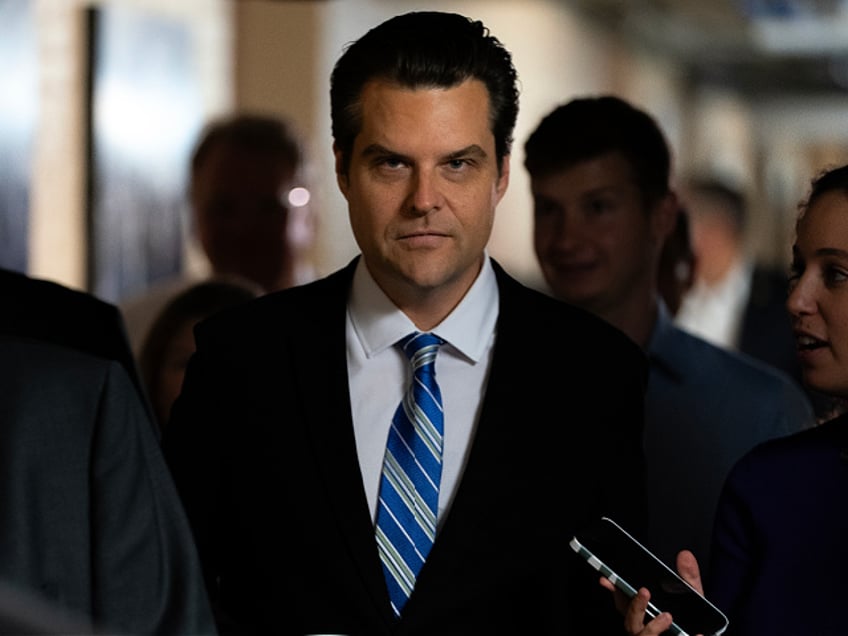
346,256,498,527
676,258,753,350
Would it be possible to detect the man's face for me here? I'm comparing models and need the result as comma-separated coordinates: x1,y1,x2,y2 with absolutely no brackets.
336,78,509,311
192,144,301,292
531,152,663,318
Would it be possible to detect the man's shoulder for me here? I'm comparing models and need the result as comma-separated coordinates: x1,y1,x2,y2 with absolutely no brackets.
1,268,116,317
672,325,767,369
491,262,647,373
196,265,353,338
0,335,128,414
493,261,635,335
667,326,811,410
0,269,131,362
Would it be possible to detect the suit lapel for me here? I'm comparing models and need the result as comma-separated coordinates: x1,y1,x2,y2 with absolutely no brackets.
287,261,395,624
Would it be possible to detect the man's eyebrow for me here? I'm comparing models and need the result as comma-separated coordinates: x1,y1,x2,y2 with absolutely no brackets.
358,143,489,162
445,145,487,161
816,247,848,259
361,143,404,159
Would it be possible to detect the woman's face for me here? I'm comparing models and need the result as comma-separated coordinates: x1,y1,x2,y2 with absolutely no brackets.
787,190,848,399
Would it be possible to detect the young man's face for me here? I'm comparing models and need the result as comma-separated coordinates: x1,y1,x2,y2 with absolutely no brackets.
531,152,665,318
336,78,509,315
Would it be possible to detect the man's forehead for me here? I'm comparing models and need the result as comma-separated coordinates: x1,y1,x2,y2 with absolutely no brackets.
354,81,494,153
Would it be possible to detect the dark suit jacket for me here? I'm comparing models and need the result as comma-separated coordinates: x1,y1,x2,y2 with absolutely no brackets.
709,413,848,636
0,335,215,634
0,267,145,402
164,257,649,635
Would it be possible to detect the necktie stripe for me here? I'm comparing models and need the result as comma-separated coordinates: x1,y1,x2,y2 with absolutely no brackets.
399,404,442,466
375,527,417,590
382,451,439,517
385,422,441,488
376,331,444,617
385,451,439,503
377,499,430,558
378,483,436,542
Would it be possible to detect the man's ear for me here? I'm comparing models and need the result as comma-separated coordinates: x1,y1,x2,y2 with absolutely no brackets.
334,143,349,198
653,191,679,243
495,155,510,203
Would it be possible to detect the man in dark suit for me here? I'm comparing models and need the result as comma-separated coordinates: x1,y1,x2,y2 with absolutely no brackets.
0,334,215,634
164,11,649,635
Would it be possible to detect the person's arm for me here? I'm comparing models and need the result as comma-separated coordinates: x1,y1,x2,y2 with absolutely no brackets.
91,360,216,635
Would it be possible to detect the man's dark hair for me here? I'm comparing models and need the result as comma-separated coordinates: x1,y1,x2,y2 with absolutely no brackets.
523,95,671,207
330,11,520,176
191,113,302,179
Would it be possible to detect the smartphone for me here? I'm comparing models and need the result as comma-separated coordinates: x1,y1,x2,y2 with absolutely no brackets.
570,517,728,636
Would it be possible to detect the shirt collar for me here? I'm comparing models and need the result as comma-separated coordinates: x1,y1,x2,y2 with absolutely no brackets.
348,256,499,363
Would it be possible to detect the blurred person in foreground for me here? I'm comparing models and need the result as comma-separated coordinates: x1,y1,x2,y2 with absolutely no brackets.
0,333,215,635
523,95,814,587
164,11,650,635
0,266,145,402
121,112,318,353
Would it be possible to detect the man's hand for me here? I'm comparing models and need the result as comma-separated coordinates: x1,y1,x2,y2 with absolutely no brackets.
601,549,704,635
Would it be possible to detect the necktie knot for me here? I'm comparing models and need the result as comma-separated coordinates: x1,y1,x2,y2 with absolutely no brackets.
400,332,443,376
400,331,443,357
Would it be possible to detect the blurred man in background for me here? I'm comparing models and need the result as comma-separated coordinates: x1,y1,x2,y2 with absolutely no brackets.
676,176,836,417
121,112,317,353
524,95,814,580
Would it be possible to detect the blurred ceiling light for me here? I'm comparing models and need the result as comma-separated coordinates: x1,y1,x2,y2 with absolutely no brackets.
287,186,311,208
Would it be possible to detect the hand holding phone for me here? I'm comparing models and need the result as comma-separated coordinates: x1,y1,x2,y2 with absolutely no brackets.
570,517,728,636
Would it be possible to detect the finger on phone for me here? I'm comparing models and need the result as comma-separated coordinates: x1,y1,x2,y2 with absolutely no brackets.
624,587,671,635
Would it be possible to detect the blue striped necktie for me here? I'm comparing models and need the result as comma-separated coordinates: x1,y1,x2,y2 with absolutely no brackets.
375,331,445,617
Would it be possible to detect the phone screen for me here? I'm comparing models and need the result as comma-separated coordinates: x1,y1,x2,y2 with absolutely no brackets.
570,517,728,636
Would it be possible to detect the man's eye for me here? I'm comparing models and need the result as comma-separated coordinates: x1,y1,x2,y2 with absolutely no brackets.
379,156,405,169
